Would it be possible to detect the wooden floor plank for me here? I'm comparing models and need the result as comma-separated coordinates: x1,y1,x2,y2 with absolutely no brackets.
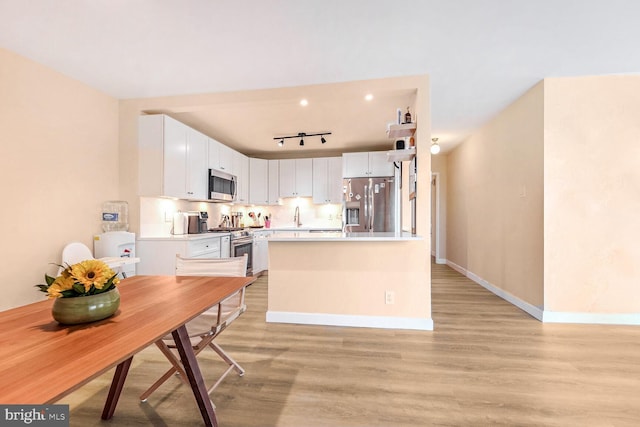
60,262,640,426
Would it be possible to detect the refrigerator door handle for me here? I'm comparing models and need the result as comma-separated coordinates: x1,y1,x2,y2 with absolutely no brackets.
369,184,374,231
363,184,368,230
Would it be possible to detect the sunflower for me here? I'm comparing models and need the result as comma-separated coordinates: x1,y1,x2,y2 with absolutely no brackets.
46,275,75,299
70,260,116,292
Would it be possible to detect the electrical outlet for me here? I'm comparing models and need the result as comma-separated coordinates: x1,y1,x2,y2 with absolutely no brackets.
385,290,395,305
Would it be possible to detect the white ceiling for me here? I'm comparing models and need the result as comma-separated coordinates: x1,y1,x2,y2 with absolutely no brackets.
1,0,639,155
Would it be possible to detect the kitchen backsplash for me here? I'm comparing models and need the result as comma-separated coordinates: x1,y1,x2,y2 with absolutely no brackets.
139,197,342,236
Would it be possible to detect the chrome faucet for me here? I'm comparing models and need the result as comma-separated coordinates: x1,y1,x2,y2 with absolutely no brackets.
294,206,301,227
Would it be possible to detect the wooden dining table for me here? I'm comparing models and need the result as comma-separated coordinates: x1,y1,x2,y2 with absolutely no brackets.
0,274,255,427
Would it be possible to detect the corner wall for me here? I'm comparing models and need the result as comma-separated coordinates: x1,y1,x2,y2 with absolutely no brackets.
544,76,640,315
446,82,544,309
0,49,119,310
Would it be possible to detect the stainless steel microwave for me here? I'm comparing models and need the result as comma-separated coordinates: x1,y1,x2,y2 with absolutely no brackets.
208,169,237,202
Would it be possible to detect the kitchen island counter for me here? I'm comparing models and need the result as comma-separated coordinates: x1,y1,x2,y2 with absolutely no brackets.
267,235,432,331
269,231,422,242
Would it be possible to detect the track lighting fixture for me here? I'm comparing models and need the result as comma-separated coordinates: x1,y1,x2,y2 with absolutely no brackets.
273,131,332,147
430,137,441,155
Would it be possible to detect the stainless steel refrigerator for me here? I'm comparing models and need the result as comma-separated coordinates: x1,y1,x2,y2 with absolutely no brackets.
343,176,398,232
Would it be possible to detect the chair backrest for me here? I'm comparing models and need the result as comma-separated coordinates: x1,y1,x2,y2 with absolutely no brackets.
58,242,95,274
175,254,248,278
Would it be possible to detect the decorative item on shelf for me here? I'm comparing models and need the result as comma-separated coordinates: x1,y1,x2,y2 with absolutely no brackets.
404,107,412,124
36,259,121,325
430,137,441,155
395,139,405,150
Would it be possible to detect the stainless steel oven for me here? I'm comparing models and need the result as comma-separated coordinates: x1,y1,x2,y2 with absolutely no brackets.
230,230,253,276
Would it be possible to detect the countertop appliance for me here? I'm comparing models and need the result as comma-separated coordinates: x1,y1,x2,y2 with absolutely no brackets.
187,211,208,234
172,212,188,235
343,176,398,232
209,169,237,202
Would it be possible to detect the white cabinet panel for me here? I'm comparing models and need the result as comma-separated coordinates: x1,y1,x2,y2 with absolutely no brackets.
342,151,393,178
368,151,394,177
279,158,312,198
209,138,233,172
313,157,343,204
233,151,250,204
249,158,269,204
268,160,280,205
138,114,208,200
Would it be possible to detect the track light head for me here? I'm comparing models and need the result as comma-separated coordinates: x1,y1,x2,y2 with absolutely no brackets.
321,136,327,144
277,139,284,147
299,138,304,146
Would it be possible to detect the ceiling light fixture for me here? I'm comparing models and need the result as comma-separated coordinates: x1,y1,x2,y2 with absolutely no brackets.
365,93,374,101
430,137,441,155
273,131,332,147
300,99,308,106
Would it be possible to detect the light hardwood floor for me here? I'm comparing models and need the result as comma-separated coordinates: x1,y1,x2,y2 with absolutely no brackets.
62,262,640,426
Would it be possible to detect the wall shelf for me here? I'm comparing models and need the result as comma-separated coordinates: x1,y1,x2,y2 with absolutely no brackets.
387,147,416,162
387,122,417,139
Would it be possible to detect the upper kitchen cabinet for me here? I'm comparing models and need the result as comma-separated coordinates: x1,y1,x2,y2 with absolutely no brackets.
139,114,208,200
208,138,233,173
233,150,250,204
249,158,268,205
342,151,394,178
268,160,280,205
279,158,313,198
313,157,343,204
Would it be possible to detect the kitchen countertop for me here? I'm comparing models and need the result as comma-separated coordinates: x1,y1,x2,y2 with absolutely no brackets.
137,232,230,241
268,231,422,242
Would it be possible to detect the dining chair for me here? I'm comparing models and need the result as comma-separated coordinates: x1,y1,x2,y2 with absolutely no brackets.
57,242,95,276
139,254,249,402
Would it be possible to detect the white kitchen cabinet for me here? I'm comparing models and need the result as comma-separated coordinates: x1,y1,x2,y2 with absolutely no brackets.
342,151,394,178
233,151,250,204
249,158,269,204
136,236,222,275
220,235,230,258
139,114,208,200
312,157,343,204
279,158,313,197
252,231,270,274
208,138,233,173
268,160,280,205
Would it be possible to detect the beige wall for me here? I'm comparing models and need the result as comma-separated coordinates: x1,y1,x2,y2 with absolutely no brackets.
544,76,640,313
446,82,544,308
0,49,119,311
431,154,447,261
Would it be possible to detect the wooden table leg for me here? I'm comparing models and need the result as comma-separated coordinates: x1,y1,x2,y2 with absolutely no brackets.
101,356,133,420
172,325,219,427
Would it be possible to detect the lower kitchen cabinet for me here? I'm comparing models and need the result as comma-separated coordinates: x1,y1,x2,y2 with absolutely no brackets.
137,236,223,275
252,231,270,274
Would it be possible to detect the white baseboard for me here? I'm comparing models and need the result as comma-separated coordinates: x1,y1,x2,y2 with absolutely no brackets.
446,260,543,321
542,311,640,325
266,311,434,331
435,258,447,265
444,259,640,325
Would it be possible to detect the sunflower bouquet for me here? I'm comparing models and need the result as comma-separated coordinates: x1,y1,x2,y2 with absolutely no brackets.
36,259,120,299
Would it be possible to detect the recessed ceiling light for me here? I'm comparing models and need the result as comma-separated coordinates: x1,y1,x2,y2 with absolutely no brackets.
300,99,308,106
365,94,374,101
